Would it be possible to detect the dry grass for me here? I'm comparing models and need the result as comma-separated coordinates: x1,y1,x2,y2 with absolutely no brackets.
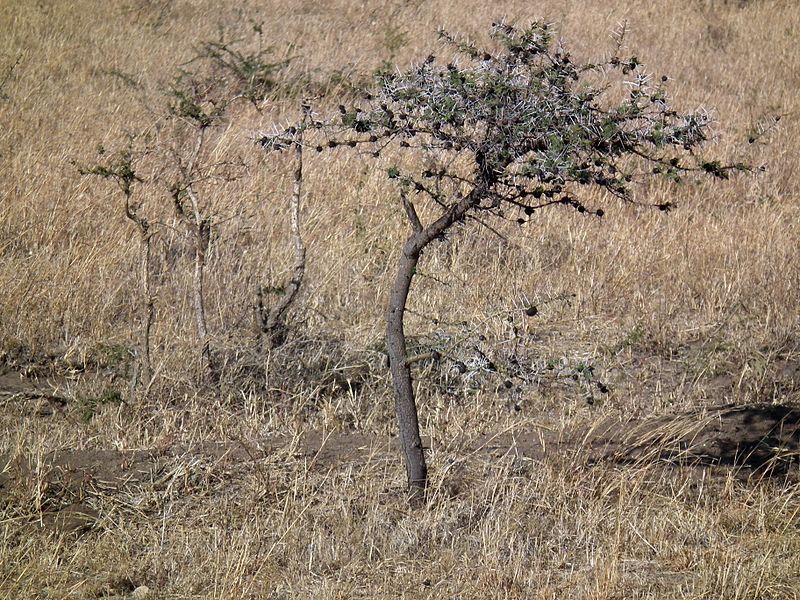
1,0,799,597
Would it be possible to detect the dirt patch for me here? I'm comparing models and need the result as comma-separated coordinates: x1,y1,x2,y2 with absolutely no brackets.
0,367,70,417
3,402,797,535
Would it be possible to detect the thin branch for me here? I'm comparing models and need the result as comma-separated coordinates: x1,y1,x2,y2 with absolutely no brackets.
401,190,423,234
264,110,308,346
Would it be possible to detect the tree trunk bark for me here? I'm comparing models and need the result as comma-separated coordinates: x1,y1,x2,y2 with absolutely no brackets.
385,184,488,504
386,244,427,502
193,217,214,379
184,184,215,381
264,126,306,348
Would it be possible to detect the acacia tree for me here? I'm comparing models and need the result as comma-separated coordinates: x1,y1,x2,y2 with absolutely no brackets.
82,25,302,386
253,106,310,350
80,145,154,397
262,21,747,502
166,28,300,375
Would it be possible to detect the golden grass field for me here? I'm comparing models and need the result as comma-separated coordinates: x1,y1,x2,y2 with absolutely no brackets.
1,0,799,597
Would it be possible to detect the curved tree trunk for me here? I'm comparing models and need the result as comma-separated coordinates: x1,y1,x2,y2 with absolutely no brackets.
139,225,154,387
258,124,306,349
386,185,487,504
184,184,215,381
386,246,427,502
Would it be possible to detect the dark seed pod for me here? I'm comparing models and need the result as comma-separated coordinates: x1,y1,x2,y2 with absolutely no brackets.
455,361,467,374
524,206,534,216
525,306,538,317
517,218,525,224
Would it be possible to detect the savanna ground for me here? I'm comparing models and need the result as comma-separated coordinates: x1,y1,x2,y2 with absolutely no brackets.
1,0,799,598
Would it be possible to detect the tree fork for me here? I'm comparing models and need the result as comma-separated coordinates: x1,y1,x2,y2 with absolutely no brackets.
386,187,485,501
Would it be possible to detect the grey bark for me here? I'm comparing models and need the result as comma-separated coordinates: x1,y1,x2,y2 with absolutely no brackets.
185,184,214,378
123,196,153,398
386,185,486,502
256,123,306,349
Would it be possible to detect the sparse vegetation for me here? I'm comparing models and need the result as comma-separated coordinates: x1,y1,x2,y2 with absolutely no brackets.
0,1,798,598
262,20,749,499
80,142,154,394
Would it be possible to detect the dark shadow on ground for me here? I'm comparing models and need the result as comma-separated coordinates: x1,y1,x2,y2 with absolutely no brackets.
584,403,800,477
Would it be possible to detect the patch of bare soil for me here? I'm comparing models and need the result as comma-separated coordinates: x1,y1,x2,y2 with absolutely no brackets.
3,398,798,537
0,368,70,418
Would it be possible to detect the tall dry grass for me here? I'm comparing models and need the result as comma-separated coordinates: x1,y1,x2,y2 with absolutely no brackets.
1,0,798,597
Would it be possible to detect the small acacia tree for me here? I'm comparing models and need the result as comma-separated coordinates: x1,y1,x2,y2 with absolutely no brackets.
253,106,310,350
82,23,304,387
80,144,153,397
166,27,300,378
262,21,748,502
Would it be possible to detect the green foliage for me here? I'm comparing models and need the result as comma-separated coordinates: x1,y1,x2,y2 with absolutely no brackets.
78,388,123,423
262,20,748,217
170,22,289,123
95,343,135,373
79,147,141,198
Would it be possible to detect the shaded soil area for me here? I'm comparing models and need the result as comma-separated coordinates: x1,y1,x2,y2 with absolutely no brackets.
586,404,800,475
